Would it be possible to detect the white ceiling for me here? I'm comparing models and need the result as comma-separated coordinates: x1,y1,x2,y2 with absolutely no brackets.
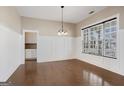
16,6,107,23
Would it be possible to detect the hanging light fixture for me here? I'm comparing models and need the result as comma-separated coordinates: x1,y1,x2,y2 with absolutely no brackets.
58,6,68,36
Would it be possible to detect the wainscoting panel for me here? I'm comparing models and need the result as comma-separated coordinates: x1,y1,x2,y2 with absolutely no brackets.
37,36,76,62
0,25,21,82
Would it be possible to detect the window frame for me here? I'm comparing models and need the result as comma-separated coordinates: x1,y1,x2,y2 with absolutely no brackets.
81,15,119,59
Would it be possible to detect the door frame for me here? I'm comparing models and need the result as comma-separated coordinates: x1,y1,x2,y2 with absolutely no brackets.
22,30,39,64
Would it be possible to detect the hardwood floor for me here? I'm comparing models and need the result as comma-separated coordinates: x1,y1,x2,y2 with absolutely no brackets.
7,59,124,86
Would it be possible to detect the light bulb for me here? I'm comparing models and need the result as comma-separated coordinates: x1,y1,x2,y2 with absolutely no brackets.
64,32,68,35
61,31,64,35
58,32,61,36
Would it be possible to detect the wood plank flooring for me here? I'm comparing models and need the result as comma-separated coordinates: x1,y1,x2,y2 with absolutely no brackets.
7,59,124,86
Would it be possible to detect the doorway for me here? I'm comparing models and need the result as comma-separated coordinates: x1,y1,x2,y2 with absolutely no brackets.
24,31,38,63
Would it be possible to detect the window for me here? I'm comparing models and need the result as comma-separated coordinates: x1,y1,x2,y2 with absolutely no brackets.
81,17,117,59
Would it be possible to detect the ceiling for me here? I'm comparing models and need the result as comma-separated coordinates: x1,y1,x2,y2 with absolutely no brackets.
16,6,107,23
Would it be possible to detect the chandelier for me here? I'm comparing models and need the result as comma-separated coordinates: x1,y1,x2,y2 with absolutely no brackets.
58,6,68,36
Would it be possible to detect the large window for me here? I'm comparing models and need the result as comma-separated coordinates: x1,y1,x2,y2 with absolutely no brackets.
81,17,117,59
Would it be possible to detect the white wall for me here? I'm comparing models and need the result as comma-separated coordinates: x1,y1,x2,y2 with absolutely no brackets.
37,36,76,62
21,16,76,63
75,29,124,76
0,6,21,82
0,25,21,82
